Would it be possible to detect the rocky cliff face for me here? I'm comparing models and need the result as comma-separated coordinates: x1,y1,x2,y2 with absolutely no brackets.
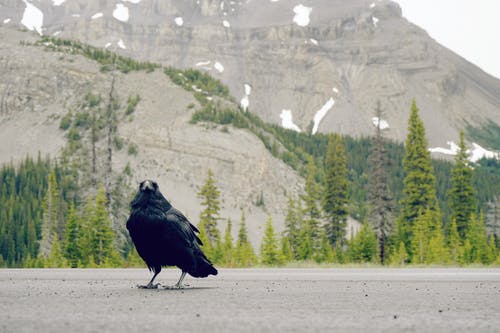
1,0,499,148
0,27,303,246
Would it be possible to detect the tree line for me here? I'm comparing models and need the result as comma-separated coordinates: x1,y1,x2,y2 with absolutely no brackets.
0,99,499,267
194,99,500,266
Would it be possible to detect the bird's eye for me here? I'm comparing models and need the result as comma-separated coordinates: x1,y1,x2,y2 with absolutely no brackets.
153,182,158,189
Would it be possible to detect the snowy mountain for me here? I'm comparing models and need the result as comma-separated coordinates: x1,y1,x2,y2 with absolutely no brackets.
1,0,499,152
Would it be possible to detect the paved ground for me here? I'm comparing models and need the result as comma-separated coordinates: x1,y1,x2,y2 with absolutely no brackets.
1,268,499,332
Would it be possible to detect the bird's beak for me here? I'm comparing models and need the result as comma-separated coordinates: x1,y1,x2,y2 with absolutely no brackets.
141,180,154,192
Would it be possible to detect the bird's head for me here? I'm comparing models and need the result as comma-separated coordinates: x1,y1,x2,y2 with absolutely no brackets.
139,179,159,193
131,179,171,211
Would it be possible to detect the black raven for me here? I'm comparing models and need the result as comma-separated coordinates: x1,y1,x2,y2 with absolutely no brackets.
126,180,218,289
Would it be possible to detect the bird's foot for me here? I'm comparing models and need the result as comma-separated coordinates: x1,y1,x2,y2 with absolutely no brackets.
137,283,160,289
162,283,189,290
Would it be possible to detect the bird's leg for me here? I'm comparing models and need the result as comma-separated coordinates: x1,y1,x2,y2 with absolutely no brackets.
174,271,188,289
164,271,189,289
138,270,160,289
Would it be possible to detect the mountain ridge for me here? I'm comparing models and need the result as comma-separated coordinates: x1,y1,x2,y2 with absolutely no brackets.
1,0,499,149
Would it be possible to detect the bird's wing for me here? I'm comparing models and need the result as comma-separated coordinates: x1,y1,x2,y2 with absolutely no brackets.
165,208,203,246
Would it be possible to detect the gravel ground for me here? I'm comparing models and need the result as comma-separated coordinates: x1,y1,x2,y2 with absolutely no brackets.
1,268,499,332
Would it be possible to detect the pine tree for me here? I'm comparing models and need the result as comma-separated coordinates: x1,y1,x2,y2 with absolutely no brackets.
447,218,462,264
348,222,378,263
45,233,68,268
302,157,322,254
389,241,409,266
323,134,349,247
90,185,118,266
368,101,394,264
426,224,449,265
197,222,213,260
466,213,490,264
39,170,60,258
315,231,334,263
198,169,221,246
283,196,302,259
260,216,282,265
410,210,428,264
78,197,94,266
400,99,440,254
222,219,234,266
235,210,257,267
280,235,294,262
449,131,477,240
63,202,81,268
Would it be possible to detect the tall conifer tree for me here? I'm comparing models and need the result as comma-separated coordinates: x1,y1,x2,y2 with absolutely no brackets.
399,99,440,253
302,156,322,253
323,134,349,247
198,169,221,246
39,170,60,258
368,101,394,264
235,210,257,266
63,202,81,268
260,216,282,265
449,131,476,239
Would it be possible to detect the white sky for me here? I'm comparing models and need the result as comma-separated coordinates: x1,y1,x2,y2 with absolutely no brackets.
394,0,500,79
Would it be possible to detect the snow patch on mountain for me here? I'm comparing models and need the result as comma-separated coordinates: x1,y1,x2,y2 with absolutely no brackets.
175,17,184,26
312,98,335,135
429,141,499,162
280,110,301,132
240,96,249,111
469,143,500,162
372,16,379,27
91,12,103,20
113,4,129,22
223,20,230,28
214,61,224,73
117,39,126,49
52,0,66,6
240,83,252,111
372,117,389,130
122,0,141,3
293,4,312,27
196,60,211,67
21,1,44,36
3,18,11,24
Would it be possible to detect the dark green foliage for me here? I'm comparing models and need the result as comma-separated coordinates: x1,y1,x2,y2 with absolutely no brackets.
164,67,230,100
449,131,477,239
113,136,124,150
260,216,283,266
198,169,221,246
63,203,80,268
125,95,140,115
234,210,258,267
323,134,349,247
127,143,138,156
59,113,72,130
466,120,500,150
0,156,77,266
348,223,378,263
36,37,160,74
399,100,440,253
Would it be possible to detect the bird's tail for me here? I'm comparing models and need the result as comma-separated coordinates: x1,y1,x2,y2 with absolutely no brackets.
190,250,218,278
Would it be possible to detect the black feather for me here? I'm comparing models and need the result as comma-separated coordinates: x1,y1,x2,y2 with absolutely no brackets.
126,180,218,280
